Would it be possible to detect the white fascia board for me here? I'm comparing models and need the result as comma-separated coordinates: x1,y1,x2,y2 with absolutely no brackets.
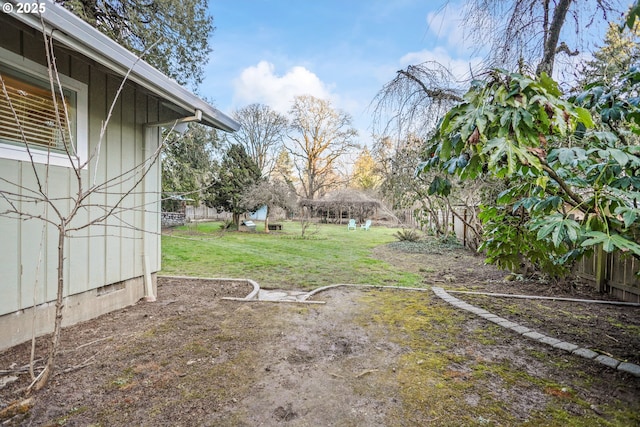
3,0,239,132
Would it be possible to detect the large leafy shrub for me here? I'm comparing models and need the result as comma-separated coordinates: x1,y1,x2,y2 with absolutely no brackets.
419,68,640,278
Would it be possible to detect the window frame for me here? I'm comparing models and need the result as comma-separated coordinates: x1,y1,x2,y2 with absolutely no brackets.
0,47,88,169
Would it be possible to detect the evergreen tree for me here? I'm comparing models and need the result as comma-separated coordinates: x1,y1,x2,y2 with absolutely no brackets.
578,21,640,86
161,125,218,211
205,144,262,227
272,148,296,187
60,0,213,90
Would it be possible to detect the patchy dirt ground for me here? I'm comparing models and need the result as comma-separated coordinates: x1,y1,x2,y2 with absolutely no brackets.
373,244,640,366
0,244,639,426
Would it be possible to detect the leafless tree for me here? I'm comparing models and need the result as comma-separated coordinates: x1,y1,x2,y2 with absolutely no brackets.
226,103,288,178
372,61,463,140
0,33,180,392
287,95,359,200
461,0,625,76
240,180,297,232
375,1,626,139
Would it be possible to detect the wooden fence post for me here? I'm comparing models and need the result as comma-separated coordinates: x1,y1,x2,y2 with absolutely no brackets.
463,208,468,247
595,245,606,293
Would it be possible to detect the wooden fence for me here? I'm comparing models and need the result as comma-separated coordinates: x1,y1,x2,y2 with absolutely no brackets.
184,205,229,222
406,206,481,250
407,207,640,303
574,248,640,303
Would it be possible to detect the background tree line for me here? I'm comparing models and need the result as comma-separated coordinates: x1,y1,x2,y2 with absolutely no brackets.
162,94,374,230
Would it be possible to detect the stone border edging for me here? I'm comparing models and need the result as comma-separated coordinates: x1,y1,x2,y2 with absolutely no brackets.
432,286,640,378
447,290,640,307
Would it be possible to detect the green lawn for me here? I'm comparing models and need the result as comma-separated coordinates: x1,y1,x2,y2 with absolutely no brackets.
161,221,421,290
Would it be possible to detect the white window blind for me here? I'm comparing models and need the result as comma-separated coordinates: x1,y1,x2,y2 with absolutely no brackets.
0,73,73,151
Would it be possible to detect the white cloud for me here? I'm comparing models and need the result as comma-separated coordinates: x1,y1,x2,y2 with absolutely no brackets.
232,61,335,113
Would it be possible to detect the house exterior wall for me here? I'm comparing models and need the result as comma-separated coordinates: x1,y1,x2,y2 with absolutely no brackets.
0,16,175,350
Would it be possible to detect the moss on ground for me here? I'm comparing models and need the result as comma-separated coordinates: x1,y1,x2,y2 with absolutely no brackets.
357,289,640,426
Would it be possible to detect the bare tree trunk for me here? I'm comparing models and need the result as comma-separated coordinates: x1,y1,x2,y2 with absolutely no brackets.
536,0,573,76
32,225,65,391
264,205,270,233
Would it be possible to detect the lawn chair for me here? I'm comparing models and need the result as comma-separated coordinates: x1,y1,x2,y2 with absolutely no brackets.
360,219,372,230
347,218,356,230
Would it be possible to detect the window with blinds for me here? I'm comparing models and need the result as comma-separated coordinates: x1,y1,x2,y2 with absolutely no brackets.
0,71,75,152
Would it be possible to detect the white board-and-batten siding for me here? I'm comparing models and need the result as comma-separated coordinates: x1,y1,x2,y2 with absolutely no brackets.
0,19,165,346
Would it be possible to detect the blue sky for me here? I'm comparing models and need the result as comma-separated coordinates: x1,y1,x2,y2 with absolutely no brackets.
200,0,618,147
201,0,485,145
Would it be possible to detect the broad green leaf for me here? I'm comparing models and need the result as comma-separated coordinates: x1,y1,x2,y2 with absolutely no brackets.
440,111,453,133
441,138,452,159
536,175,549,190
565,223,578,243
614,206,639,228
610,235,640,255
459,154,482,179
552,109,568,135
428,176,451,196
496,187,515,204
608,148,630,167
457,154,469,168
581,231,608,247
623,210,638,228
536,222,557,240
581,232,640,255
587,132,618,145
476,114,488,134
512,110,521,132
529,214,581,247
533,196,563,213
538,72,561,97
416,161,429,176
557,148,577,166
520,109,534,128
460,122,475,143
517,75,535,92
551,225,563,247
575,107,594,128
500,111,512,128
445,157,458,174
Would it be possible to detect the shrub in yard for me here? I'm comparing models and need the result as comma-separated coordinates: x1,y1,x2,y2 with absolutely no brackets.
394,228,421,242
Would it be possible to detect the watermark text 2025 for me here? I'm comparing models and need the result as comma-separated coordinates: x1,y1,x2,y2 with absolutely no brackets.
2,2,46,14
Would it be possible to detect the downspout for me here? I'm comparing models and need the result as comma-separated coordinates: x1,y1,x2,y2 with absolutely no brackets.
146,108,204,132
141,109,204,302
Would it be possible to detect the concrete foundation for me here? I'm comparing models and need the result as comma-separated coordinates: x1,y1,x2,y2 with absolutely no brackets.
0,274,156,352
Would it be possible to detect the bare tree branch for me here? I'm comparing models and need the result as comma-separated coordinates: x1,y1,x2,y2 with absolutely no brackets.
372,61,463,139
